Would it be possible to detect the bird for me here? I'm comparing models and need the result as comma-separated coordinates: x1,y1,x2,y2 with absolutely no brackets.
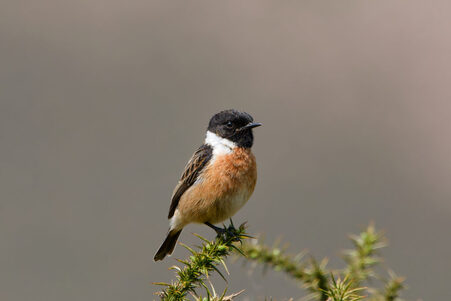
154,109,261,261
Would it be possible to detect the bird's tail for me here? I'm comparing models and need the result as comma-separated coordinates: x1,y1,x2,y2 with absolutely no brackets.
154,229,182,261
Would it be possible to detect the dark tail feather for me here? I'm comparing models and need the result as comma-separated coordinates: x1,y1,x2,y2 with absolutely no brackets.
154,229,182,261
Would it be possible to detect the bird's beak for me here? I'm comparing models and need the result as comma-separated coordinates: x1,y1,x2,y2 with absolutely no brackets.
239,122,262,131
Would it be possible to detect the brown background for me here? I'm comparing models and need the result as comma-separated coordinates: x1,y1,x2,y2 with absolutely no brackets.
1,1,450,300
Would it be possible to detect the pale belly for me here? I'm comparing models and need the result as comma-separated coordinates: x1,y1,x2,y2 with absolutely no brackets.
208,185,254,224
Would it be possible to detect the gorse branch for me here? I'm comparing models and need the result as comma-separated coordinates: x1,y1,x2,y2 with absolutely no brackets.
155,224,406,301
238,224,405,301
242,241,330,300
368,271,405,301
343,223,386,285
383,272,405,301
323,275,365,301
155,223,249,301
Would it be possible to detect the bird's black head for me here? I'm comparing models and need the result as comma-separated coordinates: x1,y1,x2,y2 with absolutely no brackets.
207,109,261,148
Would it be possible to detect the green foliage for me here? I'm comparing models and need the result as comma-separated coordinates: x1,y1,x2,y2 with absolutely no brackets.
343,223,386,285
323,275,365,301
242,241,330,300
241,224,405,300
367,271,405,301
155,224,406,301
155,223,249,301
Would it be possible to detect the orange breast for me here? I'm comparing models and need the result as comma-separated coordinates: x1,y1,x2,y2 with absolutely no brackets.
177,147,257,225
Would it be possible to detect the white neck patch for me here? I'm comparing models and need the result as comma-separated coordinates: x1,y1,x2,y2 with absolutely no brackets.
205,131,236,155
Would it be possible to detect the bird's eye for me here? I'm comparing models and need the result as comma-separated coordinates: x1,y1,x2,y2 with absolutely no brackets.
225,121,233,128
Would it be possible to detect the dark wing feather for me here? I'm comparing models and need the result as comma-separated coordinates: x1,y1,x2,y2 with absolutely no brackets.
168,144,213,218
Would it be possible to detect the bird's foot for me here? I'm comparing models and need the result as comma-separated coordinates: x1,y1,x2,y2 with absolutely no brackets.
205,219,240,238
205,222,227,236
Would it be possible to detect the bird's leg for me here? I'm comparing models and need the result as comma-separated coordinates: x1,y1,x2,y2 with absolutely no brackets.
205,222,226,236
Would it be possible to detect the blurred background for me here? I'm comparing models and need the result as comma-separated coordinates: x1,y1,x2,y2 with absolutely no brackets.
1,1,450,300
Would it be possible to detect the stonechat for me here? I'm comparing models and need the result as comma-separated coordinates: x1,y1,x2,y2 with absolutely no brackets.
154,109,261,261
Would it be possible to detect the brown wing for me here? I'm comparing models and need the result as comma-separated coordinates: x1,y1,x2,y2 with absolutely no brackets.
168,144,213,218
